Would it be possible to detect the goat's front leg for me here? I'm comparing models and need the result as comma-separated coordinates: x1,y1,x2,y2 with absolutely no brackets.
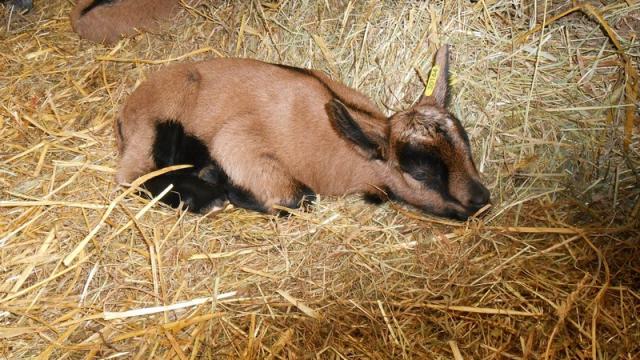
210,122,315,214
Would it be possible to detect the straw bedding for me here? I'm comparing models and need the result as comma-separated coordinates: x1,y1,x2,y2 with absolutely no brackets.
1,0,639,358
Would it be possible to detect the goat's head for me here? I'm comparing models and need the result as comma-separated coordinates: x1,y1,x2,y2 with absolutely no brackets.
328,46,490,220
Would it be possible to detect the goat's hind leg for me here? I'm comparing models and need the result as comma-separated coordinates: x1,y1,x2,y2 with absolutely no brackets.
143,169,227,213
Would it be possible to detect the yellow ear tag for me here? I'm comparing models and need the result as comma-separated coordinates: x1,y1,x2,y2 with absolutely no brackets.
424,64,440,96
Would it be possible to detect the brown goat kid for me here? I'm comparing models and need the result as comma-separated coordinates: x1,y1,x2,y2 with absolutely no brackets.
70,0,179,44
115,46,490,220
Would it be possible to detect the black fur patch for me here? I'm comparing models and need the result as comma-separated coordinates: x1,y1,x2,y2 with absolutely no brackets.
363,186,393,204
326,99,382,159
363,193,385,204
80,0,116,16
152,121,211,170
148,120,320,215
397,142,449,194
198,158,268,213
146,120,228,212
225,183,268,213
288,183,317,209
143,173,226,213
150,121,279,213
198,161,228,186
295,184,317,209
273,183,316,216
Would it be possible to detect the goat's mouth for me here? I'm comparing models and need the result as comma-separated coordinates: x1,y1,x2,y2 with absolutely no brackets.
423,197,491,221
467,203,491,218
452,197,491,221
452,184,492,219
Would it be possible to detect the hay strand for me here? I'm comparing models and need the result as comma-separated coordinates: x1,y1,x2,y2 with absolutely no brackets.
103,291,236,320
1,0,638,358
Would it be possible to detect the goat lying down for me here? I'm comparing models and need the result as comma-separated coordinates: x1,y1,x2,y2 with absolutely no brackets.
115,46,490,220
70,0,179,44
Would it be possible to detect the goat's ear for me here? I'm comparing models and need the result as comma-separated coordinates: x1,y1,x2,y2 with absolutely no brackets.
419,45,449,108
326,99,384,160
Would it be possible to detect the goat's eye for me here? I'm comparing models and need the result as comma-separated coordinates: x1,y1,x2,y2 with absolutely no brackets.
397,144,449,189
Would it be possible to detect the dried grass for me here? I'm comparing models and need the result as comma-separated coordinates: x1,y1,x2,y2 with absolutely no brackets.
1,0,639,358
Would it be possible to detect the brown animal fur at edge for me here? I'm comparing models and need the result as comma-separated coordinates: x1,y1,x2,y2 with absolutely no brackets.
115,46,491,220
70,0,180,44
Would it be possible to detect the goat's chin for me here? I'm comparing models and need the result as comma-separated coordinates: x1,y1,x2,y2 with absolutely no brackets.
413,201,467,221
442,204,488,221
441,207,471,221
440,195,492,221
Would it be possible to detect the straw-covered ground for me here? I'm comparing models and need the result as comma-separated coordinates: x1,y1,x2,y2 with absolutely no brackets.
1,0,639,358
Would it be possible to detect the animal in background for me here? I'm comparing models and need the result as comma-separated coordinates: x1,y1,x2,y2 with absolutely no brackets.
1,0,32,12
70,0,180,44
115,46,491,220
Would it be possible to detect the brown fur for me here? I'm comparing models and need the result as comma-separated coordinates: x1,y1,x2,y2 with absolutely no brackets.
70,0,180,44
116,47,490,219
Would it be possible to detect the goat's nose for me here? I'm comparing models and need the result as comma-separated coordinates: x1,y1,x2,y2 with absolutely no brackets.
469,183,490,208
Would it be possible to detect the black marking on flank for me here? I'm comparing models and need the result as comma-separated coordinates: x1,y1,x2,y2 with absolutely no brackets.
149,120,322,215
152,120,211,170
326,99,383,160
80,0,116,16
146,120,228,213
